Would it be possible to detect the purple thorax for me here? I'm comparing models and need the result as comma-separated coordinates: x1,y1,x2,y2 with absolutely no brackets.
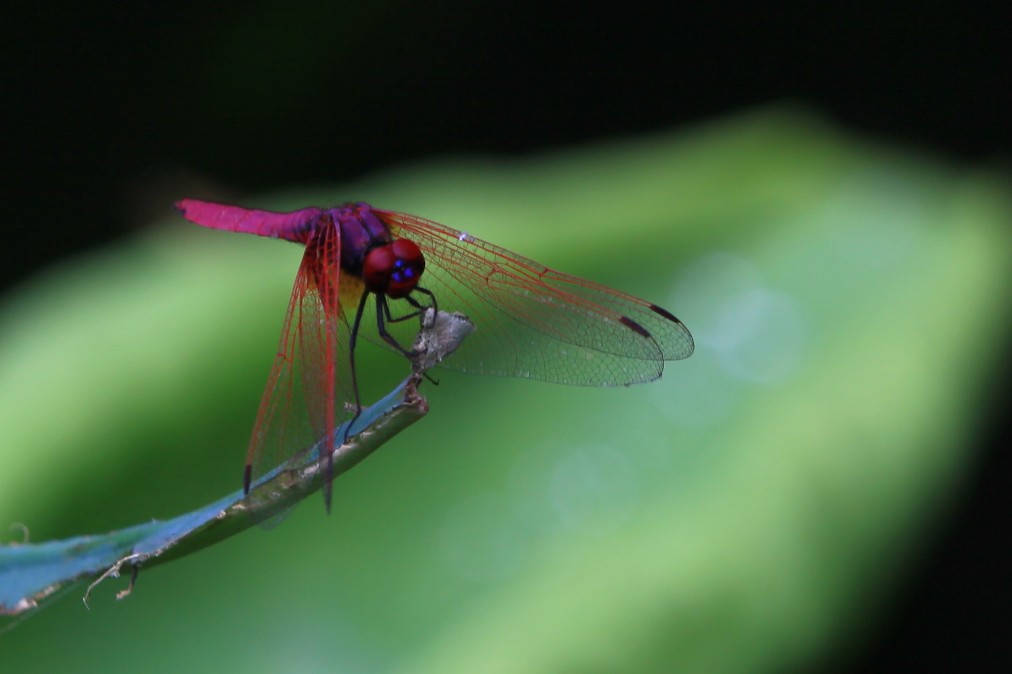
329,202,393,276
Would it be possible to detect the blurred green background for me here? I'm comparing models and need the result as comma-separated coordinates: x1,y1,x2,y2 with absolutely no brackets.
3,110,1010,671
3,4,1011,673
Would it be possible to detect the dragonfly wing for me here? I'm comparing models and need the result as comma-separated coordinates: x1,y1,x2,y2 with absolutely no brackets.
175,199,322,242
244,224,351,519
294,224,347,511
377,210,694,386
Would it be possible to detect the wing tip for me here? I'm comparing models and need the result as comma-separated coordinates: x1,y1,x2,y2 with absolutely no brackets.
649,303,679,323
649,303,695,360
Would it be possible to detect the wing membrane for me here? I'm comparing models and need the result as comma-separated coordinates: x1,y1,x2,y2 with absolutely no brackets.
377,210,693,386
244,223,351,518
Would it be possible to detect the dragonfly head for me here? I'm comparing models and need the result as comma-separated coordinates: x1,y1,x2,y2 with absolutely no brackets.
363,239,425,299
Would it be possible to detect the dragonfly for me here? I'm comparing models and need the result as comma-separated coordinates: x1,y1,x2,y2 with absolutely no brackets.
175,199,694,512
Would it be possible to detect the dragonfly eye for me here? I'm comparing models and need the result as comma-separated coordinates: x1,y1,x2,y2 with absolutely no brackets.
363,239,425,298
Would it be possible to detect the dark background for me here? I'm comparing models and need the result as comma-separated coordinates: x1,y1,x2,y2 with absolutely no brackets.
4,3,1009,671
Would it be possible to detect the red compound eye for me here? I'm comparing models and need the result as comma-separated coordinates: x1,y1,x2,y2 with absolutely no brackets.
363,239,425,298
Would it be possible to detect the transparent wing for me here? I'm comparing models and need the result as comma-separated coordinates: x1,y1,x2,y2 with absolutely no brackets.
375,210,693,386
243,224,351,520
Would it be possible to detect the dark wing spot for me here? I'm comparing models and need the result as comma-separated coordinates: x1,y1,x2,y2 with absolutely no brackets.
649,303,681,324
172,202,186,215
620,315,652,340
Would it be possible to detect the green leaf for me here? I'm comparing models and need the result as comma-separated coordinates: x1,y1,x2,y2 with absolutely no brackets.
0,374,426,617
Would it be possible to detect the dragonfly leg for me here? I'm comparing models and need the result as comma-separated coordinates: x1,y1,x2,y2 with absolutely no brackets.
343,290,371,445
383,286,438,325
413,286,438,315
376,295,422,356
378,290,441,385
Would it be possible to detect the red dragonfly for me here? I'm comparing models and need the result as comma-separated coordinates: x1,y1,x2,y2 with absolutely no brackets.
175,199,693,511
